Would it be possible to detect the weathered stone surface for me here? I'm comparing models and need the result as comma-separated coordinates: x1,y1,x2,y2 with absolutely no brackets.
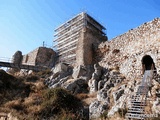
22,47,56,68
91,63,102,80
98,18,160,80
63,78,87,94
88,63,103,93
72,65,87,79
53,63,68,74
89,101,109,119
88,79,98,93
152,98,160,114
107,94,129,117
97,88,109,101
112,89,124,103
12,51,22,64
44,63,72,89
76,27,107,66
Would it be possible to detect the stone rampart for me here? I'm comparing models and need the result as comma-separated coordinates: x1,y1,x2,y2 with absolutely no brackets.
22,47,56,68
22,48,39,66
98,18,160,80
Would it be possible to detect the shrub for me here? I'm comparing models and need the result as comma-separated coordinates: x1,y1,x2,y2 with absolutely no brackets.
76,93,88,100
37,69,52,78
117,108,127,118
5,100,24,111
40,88,82,119
100,110,108,120
26,75,39,82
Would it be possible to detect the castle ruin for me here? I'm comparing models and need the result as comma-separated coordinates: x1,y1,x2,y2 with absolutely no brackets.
53,12,108,66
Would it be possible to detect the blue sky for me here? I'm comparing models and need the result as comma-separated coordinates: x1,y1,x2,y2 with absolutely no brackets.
0,0,159,59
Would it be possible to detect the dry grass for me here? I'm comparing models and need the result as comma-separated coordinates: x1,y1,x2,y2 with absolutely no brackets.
83,92,97,105
4,99,24,111
76,93,89,100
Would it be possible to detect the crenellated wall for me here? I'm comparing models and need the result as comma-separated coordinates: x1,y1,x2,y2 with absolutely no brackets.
98,18,160,80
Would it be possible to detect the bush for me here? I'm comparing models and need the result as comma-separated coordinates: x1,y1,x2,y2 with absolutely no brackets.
100,110,108,120
26,75,39,82
117,108,127,118
37,69,52,78
40,88,82,119
76,93,88,100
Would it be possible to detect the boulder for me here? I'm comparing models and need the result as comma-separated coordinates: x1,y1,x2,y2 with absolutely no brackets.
152,98,160,114
98,80,105,90
63,78,87,94
103,80,114,90
108,94,128,117
97,88,110,101
89,100,109,119
72,65,87,79
88,79,98,93
52,63,69,75
113,89,124,103
91,63,102,80
49,76,70,89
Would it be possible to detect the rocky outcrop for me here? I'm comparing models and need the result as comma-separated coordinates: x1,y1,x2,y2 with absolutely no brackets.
88,64,102,93
63,78,88,94
44,64,88,94
44,63,72,88
88,67,126,119
72,65,87,79
89,101,109,119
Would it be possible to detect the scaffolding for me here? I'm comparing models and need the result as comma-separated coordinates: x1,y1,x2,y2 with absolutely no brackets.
54,12,106,64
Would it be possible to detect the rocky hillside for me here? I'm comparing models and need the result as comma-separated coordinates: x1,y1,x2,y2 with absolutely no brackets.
0,69,85,120
44,62,160,120
1,18,160,120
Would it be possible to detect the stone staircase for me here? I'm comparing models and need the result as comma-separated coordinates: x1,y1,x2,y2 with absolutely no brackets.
125,85,149,120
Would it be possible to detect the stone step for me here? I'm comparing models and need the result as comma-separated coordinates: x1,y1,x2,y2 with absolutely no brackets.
129,107,145,110
128,108,144,112
127,109,144,113
136,93,148,96
131,101,146,104
125,113,145,120
131,95,147,98
131,98,146,101
129,102,147,106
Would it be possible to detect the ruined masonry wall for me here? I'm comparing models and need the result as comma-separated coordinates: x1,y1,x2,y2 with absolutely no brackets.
22,48,39,66
22,47,56,68
35,47,56,67
99,18,160,80
76,27,107,66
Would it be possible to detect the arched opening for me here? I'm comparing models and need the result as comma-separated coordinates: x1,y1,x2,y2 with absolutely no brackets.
141,55,154,70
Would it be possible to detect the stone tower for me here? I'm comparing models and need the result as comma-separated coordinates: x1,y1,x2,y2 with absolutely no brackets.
54,12,107,66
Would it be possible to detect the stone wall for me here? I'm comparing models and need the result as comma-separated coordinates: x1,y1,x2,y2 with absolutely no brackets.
35,47,56,67
12,51,23,64
22,47,56,68
22,48,39,66
98,18,160,80
76,27,107,66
